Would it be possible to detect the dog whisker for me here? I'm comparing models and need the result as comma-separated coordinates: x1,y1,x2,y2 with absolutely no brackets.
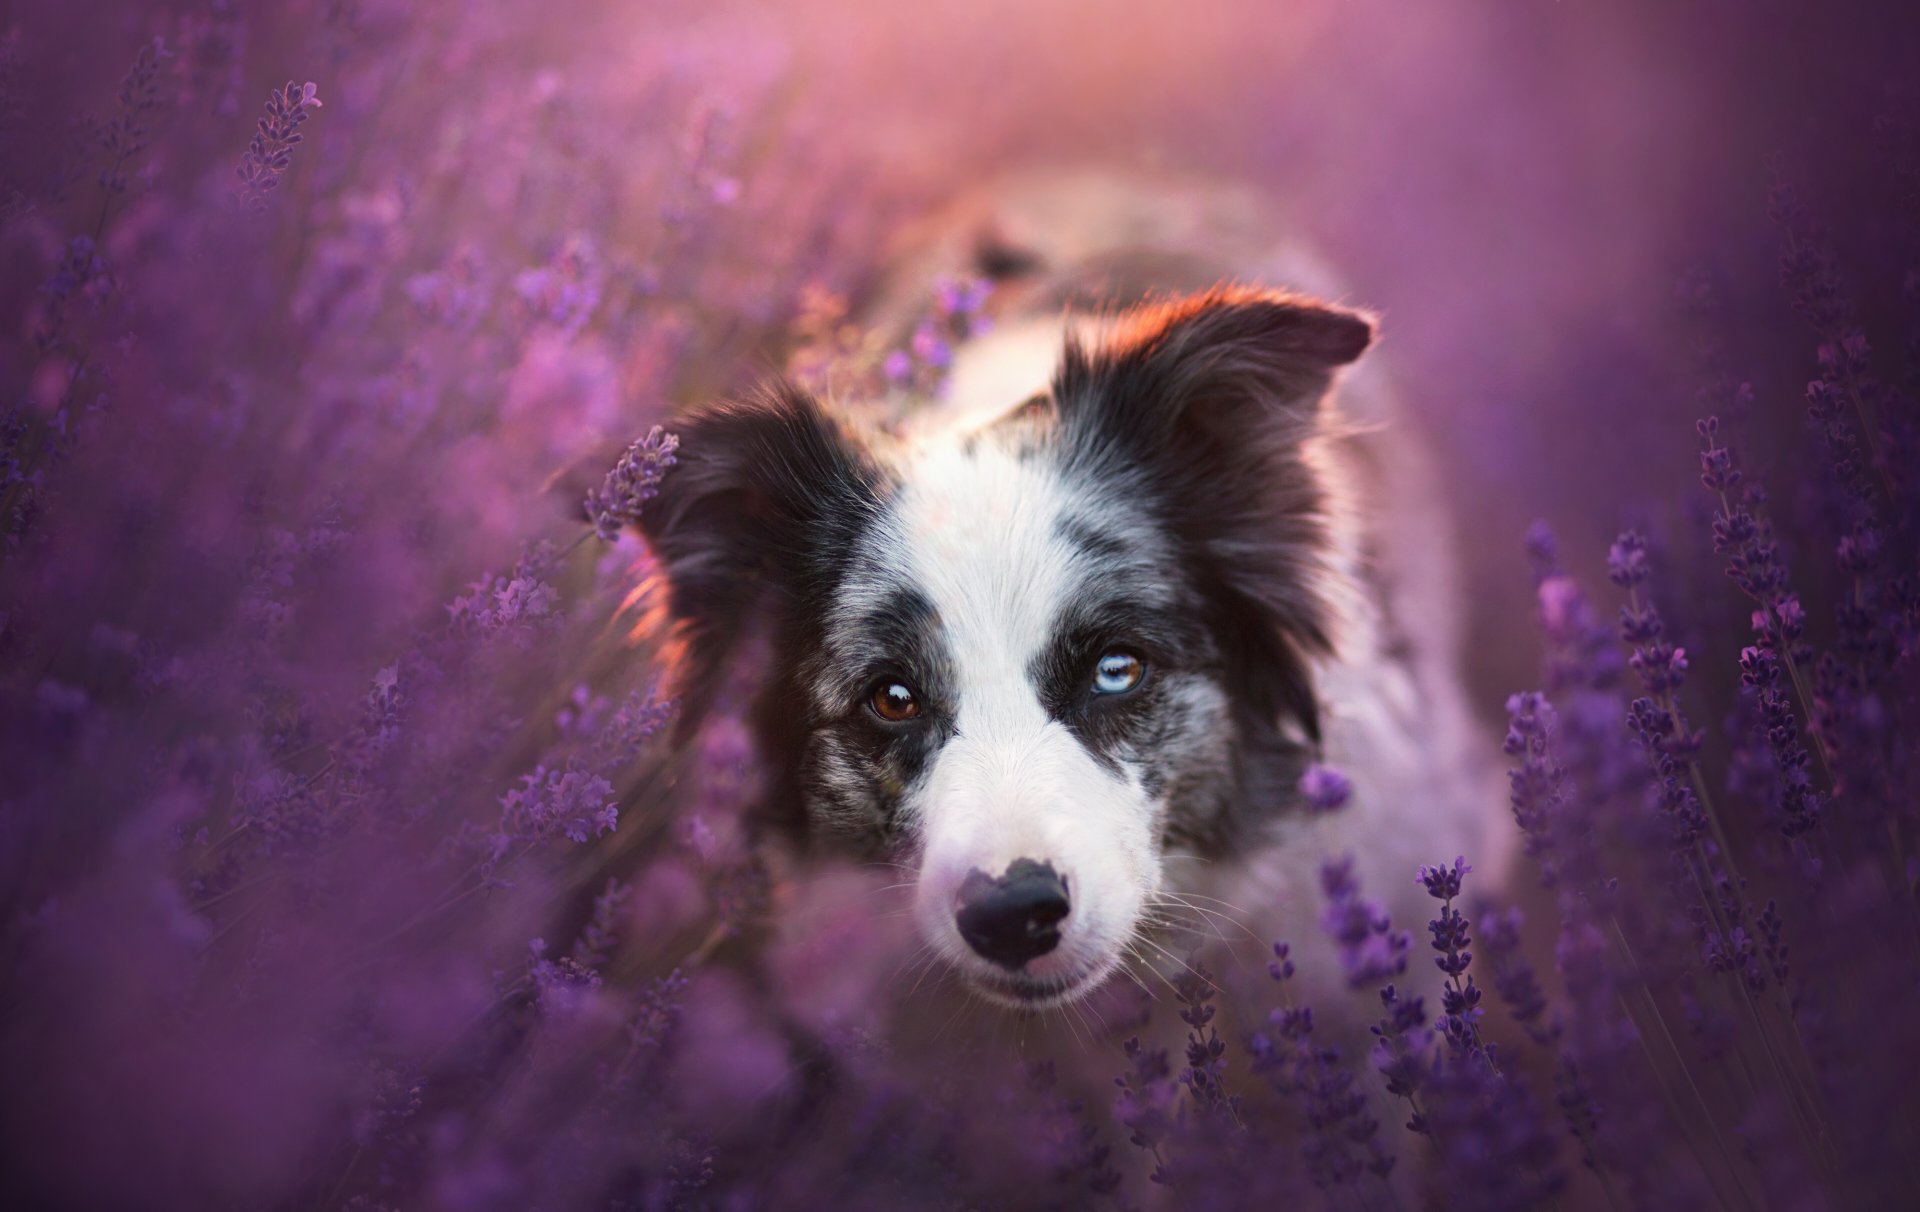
928,986,978,1049
1137,907,1216,949
1123,956,1163,1002
897,942,947,1004
1051,997,1088,1052
1126,930,1210,985
1149,892,1262,945
1122,944,1182,1000
1160,889,1255,917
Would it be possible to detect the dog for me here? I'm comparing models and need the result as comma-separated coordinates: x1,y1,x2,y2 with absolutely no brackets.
627,170,1513,1021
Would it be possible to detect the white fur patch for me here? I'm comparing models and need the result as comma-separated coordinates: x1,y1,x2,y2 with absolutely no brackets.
839,426,1162,1005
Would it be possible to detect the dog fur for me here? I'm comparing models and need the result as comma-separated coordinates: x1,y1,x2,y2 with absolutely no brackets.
630,169,1514,1021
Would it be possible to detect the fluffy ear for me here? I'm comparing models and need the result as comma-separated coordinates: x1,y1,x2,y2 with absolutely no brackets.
629,383,887,738
1051,286,1374,746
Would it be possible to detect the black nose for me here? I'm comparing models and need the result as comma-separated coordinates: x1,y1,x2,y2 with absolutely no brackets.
954,859,1070,969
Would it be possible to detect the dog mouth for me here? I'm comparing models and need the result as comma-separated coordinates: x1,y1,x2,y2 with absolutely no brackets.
962,955,1118,1010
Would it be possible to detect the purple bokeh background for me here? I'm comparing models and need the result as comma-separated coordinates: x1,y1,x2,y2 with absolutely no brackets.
7,1,1913,678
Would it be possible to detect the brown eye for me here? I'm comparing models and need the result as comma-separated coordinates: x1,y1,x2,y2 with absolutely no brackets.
869,680,921,722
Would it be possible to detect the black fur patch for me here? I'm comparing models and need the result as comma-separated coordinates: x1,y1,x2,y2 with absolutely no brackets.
630,382,895,830
1052,512,1131,563
1050,287,1374,843
795,586,959,847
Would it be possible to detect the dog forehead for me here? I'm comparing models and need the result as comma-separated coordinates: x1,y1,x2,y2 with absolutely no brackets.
840,435,1080,655
825,424,1184,694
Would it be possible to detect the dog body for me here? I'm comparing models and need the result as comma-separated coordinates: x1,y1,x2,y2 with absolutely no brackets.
636,171,1513,1021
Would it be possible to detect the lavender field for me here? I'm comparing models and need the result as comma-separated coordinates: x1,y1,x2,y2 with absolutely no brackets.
3,1,1918,1209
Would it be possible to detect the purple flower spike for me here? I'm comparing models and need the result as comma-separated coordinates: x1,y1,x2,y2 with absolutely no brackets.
235,80,322,210
1605,531,1650,587
497,763,620,850
586,426,681,542
1320,855,1411,987
1417,856,1472,900
1298,762,1353,813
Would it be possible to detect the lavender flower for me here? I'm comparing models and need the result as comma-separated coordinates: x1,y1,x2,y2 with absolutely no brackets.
1605,531,1650,587
514,236,606,336
1611,530,1718,850
96,38,171,208
1420,1059,1567,1211
1503,692,1573,886
569,877,629,970
1369,983,1434,1134
1522,523,1642,817
933,275,992,319
1173,964,1235,1119
1419,855,1472,902
1418,857,1489,1063
585,426,680,542
1480,907,1551,1046
1252,941,1397,1189
602,969,689,1092
1319,855,1411,987
910,320,952,370
230,766,336,854
1737,643,1821,836
496,763,618,850
591,686,675,767
1695,422,1832,840
1297,761,1352,813
447,545,562,638
880,278,995,400
1114,1035,1180,1184
1624,695,1708,846
1697,417,1795,612
528,935,604,1014
235,80,320,210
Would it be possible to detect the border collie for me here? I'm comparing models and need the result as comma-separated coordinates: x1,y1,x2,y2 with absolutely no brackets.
630,170,1512,1015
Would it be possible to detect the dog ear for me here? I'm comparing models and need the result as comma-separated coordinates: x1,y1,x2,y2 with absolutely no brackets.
627,383,886,739
1051,286,1374,746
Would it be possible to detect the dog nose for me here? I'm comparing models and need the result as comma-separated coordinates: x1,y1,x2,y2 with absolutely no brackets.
954,859,1070,969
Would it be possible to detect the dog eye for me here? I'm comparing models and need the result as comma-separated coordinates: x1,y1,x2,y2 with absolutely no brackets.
1091,651,1144,695
868,679,922,722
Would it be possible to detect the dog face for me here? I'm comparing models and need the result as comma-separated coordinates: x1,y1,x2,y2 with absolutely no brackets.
634,288,1372,1007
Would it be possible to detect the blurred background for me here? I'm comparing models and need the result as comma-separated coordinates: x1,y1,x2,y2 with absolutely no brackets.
5,0,1913,688
3,1,1917,1208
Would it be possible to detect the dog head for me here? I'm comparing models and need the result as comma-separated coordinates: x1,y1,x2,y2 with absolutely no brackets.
631,287,1372,1007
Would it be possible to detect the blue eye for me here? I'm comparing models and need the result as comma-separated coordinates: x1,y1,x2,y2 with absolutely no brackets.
1092,651,1144,695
